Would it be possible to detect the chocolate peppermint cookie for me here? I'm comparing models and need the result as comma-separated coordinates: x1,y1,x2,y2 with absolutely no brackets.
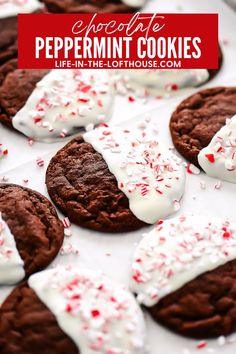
0,267,146,354
130,215,236,338
0,59,114,141
46,126,185,233
170,87,236,167
40,0,145,14
0,0,44,65
0,184,64,284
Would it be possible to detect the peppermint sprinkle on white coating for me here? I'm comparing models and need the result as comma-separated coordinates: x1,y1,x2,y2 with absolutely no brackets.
29,267,146,354
84,125,185,224
130,215,236,307
0,213,25,285
198,115,236,184
113,69,209,98
13,69,114,142
121,0,146,7
0,0,42,18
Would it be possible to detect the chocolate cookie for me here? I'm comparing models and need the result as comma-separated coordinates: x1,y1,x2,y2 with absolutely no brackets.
0,283,78,354
149,260,236,339
0,16,18,65
131,215,236,339
0,184,64,279
0,59,49,130
46,124,186,232
170,87,236,167
0,4,45,66
0,267,146,354
40,0,142,14
46,135,146,233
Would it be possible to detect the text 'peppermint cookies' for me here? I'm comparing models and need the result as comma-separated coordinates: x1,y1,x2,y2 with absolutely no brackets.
0,60,114,142
130,215,236,338
40,0,146,14
46,126,185,232
170,87,236,168
0,267,146,354
0,184,64,284
0,0,43,65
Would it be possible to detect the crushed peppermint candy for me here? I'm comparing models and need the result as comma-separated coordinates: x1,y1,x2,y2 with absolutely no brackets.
0,213,25,284
198,115,236,184
0,144,8,159
60,243,79,256
112,69,209,98
128,95,136,102
61,217,71,228
186,163,200,175
214,181,222,190
64,228,73,237
131,214,236,307
12,69,114,142
36,157,44,167
0,0,42,19
84,125,185,224
28,267,146,354
196,341,207,349
217,336,226,346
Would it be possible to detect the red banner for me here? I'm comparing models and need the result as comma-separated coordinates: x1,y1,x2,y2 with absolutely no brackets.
18,13,218,70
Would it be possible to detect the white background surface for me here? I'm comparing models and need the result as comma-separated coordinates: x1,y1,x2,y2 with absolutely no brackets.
1,1,236,353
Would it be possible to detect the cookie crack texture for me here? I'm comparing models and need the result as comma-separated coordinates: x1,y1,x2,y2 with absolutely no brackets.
0,184,64,276
46,136,145,233
0,58,49,130
0,283,78,354
0,17,18,65
149,260,236,338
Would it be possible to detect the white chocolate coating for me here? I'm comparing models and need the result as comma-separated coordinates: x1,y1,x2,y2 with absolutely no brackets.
121,0,146,7
84,126,185,224
0,0,42,19
114,69,209,97
130,215,236,307
13,69,114,142
0,213,25,285
198,115,236,184
29,267,146,354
